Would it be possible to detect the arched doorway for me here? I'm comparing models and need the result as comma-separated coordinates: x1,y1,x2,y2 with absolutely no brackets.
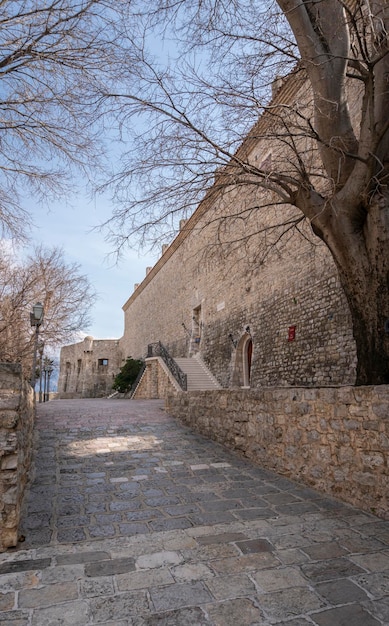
190,305,202,355
243,336,253,387
231,331,253,387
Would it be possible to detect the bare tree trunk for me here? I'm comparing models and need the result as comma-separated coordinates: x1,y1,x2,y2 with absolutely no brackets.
317,196,389,385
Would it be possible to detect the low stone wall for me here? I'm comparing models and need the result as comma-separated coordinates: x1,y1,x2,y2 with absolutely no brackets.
0,363,35,551
166,385,389,519
133,358,180,399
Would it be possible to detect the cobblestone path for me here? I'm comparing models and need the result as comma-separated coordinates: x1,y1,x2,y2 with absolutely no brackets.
1,398,389,625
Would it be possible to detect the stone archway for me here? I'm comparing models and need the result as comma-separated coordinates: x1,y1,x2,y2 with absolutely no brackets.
243,336,253,387
231,331,253,387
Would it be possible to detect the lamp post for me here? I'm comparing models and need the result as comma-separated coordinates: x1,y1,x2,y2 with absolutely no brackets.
43,357,54,402
38,342,45,403
30,302,44,389
47,363,53,401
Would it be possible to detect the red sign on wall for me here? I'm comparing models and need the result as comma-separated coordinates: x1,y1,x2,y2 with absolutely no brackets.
288,325,296,342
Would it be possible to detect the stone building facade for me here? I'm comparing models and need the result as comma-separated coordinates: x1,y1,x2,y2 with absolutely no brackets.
120,221,356,389
120,72,357,389
57,336,121,398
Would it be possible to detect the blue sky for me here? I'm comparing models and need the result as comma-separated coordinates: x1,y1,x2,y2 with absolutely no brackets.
10,17,188,347
29,192,157,342
25,31,183,345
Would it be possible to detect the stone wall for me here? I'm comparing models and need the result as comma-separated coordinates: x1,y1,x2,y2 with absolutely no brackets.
166,385,389,519
57,336,122,398
133,358,181,399
0,363,35,551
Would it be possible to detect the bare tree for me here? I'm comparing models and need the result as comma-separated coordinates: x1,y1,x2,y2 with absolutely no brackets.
0,0,130,240
99,0,389,385
0,245,96,376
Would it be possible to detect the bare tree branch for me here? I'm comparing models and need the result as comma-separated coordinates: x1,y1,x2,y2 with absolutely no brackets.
0,244,96,374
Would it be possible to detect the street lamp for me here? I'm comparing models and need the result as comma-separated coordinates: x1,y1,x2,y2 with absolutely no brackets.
38,342,45,403
43,358,54,402
30,302,44,389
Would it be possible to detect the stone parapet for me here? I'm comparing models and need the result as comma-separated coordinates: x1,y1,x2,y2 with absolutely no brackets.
0,363,35,551
166,385,389,519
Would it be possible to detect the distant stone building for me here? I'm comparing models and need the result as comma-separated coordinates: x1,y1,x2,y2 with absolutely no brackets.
57,336,121,398
58,70,358,396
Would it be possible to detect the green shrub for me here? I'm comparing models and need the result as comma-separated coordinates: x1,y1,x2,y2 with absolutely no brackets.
113,357,144,393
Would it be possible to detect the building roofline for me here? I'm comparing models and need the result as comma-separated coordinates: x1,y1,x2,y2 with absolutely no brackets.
122,66,306,312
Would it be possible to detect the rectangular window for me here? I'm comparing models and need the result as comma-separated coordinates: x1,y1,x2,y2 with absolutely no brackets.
98,358,109,366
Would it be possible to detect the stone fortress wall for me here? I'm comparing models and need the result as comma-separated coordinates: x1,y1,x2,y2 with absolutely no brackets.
120,71,357,389
57,336,121,398
120,219,356,389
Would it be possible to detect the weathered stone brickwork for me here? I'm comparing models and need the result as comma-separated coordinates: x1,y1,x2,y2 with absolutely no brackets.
120,210,356,388
133,358,181,399
57,336,122,398
166,385,389,519
119,73,357,389
0,363,34,551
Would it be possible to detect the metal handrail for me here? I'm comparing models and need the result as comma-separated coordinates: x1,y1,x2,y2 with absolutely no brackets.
147,341,187,390
128,362,146,398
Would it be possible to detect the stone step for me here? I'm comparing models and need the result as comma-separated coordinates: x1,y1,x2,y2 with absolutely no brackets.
175,357,221,390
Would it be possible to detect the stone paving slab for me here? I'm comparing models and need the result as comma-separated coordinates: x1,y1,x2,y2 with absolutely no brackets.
0,398,388,625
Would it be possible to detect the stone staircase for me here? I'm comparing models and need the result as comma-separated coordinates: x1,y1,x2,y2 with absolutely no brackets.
174,355,221,391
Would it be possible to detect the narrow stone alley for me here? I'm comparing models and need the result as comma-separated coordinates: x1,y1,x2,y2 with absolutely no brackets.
0,398,388,625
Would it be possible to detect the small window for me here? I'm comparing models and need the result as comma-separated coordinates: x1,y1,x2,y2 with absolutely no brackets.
98,358,109,366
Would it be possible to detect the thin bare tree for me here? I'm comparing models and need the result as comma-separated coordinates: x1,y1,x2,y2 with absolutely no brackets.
0,0,130,240
0,245,96,376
